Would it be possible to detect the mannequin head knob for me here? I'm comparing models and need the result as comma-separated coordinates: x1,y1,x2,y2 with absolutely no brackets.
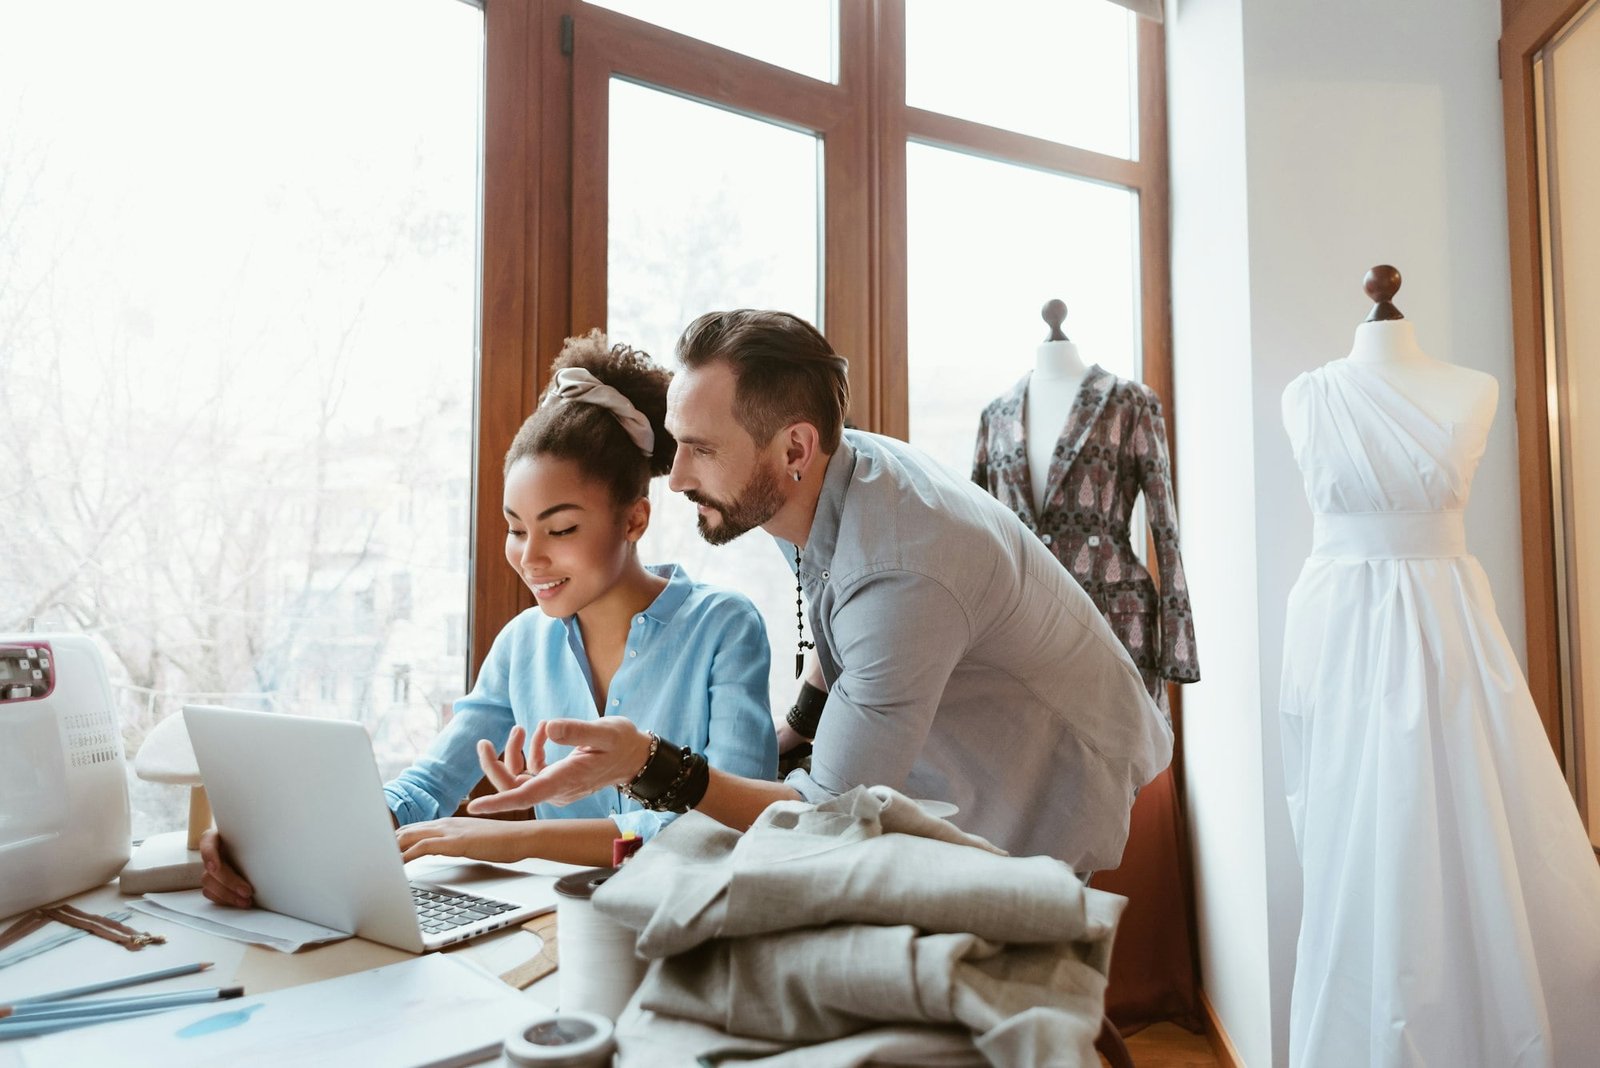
1363,265,1405,322
1041,299,1069,342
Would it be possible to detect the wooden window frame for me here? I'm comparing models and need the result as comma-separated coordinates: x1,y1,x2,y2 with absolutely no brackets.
471,0,1172,678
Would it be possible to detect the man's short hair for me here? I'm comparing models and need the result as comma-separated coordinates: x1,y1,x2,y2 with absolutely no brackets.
675,310,850,453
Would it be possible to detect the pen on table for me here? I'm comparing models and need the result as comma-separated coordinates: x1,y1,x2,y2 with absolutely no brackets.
1,986,245,1021
8,961,213,1006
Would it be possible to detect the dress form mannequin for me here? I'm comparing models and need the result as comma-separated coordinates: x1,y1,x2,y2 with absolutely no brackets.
973,299,1203,1033
1275,264,1600,1067
1027,300,1090,513
1286,266,1497,442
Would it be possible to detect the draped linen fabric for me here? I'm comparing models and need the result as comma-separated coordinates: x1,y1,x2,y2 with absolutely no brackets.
600,787,1125,1067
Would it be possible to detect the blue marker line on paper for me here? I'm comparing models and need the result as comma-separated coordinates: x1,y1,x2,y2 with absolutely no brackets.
176,1003,263,1038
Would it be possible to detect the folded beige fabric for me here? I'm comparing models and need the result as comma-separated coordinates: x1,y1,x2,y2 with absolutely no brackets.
596,786,1125,1067
614,1005,986,1067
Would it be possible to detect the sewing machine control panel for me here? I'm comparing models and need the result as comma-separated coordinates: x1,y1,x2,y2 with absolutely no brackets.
0,641,55,702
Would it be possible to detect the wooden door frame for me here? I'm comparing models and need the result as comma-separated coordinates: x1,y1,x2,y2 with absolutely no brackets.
1500,0,1595,757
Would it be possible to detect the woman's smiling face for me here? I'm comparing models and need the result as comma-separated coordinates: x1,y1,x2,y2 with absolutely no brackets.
502,454,645,618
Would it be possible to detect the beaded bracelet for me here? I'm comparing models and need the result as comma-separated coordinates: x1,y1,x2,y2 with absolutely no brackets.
620,732,668,801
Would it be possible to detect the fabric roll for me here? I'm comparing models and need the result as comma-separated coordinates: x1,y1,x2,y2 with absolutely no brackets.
597,786,1125,1067
595,788,1109,959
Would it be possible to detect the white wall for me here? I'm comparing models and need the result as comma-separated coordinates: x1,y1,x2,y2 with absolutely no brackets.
1166,1,1273,1065
1167,1,1520,1063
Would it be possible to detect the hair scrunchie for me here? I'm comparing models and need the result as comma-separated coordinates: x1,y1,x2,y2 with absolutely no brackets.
544,366,655,455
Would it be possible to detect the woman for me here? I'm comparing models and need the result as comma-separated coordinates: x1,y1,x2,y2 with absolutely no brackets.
200,332,776,904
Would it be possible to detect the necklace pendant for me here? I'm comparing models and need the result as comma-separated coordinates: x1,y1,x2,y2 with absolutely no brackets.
795,651,804,679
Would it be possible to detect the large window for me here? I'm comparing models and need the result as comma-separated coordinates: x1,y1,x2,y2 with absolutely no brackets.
905,145,1141,476
0,0,486,837
0,1,1166,837
604,81,823,705
478,0,1170,707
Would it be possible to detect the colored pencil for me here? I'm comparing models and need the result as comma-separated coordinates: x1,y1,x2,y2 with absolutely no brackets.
7,961,213,1006
0,1006,174,1040
2,986,243,1021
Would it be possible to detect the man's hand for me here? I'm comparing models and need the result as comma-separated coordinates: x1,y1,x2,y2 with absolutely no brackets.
395,817,533,864
467,717,651,814
198,828,255,908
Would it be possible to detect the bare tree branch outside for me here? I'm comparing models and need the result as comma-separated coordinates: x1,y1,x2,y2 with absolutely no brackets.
0,1,485,838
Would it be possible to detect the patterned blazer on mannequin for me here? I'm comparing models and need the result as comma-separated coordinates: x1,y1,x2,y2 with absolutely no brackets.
973,365,1200,700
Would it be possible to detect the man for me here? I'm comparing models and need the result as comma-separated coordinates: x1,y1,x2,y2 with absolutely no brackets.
472,310,1171,871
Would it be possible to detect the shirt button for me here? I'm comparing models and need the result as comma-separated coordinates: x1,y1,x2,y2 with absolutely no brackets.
1088,535,1102,547
634,616,645,626
610,698,620,707
821,570,829,580
628,650,637,658
1041,534,1053,545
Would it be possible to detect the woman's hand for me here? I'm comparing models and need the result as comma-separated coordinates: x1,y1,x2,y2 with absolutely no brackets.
396,817,535,863
198,828,255,908
467,717,652,814
476,724,534,795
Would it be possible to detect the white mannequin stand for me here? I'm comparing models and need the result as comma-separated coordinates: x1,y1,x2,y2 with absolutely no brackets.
1026,339,1090,513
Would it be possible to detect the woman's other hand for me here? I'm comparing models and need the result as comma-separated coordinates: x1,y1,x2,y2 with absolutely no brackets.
198,828,255,908
396,817,534,863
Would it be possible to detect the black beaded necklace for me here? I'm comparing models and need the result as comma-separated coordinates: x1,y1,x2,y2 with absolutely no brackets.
794,545,814,678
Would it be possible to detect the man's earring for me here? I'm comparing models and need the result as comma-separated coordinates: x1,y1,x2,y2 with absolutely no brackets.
790,470,802,482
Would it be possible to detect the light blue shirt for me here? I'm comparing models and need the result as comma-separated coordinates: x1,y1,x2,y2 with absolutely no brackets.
384,563,777,839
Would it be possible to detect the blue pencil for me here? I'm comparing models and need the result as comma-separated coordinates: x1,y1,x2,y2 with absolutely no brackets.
2,986,244,1021
0,1005,173,1040
8,961,213,1006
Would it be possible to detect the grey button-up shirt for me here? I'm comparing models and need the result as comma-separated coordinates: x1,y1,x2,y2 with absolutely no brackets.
782,431,1172,872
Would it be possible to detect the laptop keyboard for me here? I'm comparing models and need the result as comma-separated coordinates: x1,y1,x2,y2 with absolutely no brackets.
410,885,519,935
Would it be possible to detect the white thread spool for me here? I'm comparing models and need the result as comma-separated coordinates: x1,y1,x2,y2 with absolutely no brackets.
503,1010,616,1067
554,867,647,1022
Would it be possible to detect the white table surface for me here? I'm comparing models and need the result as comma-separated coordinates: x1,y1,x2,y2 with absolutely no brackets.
0,856,584,1066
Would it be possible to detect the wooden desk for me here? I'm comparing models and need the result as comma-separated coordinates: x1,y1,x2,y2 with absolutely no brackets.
0,858,579,1065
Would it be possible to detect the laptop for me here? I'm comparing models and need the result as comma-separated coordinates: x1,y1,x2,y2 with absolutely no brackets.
183,705,552,953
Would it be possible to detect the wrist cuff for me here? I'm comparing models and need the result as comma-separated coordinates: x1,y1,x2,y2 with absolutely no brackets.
785,680,828,739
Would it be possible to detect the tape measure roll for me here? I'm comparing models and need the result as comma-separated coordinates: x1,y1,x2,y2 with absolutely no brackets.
503,1010,616,1067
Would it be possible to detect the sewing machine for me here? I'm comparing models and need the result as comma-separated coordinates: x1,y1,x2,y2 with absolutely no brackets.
0,634,131,920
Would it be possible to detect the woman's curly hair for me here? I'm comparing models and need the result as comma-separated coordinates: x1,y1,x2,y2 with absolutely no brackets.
504,329,675,505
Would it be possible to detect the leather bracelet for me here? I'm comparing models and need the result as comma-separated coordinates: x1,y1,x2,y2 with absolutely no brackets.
621,733,685,806
619,735,711,813
785,680,828,739
659,751,710,813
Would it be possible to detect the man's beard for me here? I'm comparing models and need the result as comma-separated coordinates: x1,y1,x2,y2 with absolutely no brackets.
686,464,785,546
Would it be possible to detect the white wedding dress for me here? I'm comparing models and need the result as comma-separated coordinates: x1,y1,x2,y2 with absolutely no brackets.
1280,359,1600,1068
